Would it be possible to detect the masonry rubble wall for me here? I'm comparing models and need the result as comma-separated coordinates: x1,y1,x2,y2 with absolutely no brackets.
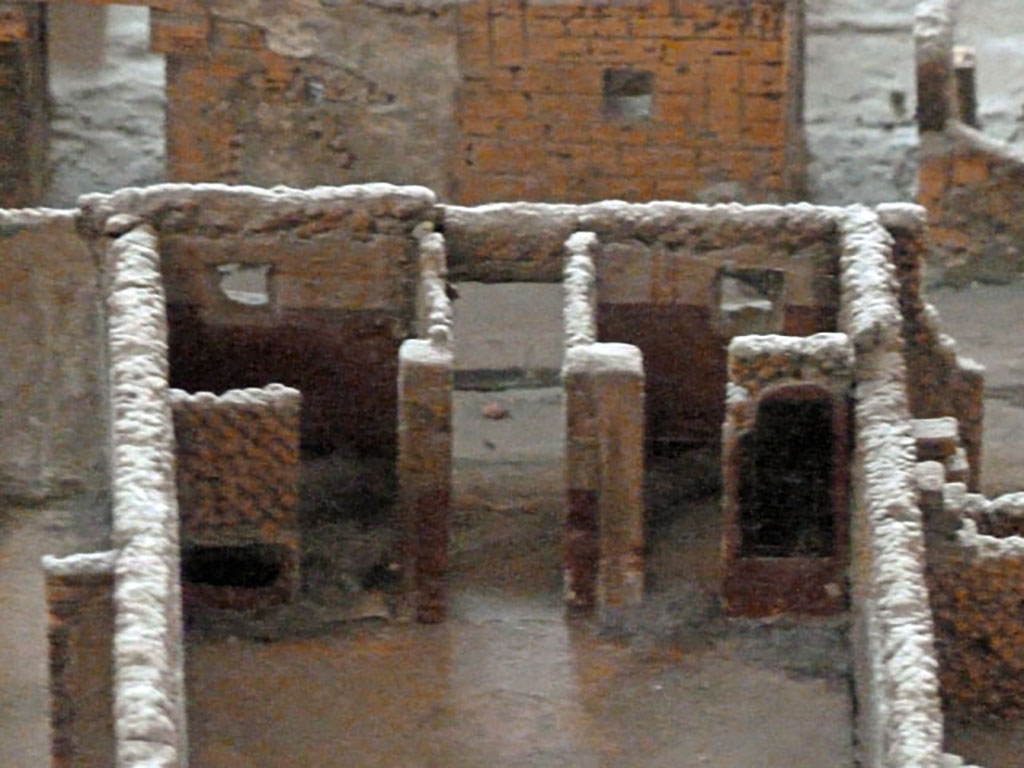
0,208,108,502
397,223,454,623
880,203,985,490
169,384,302,607
106,224,187,767
839,207,945,767
43,550,117,768
915,0,1024,286
80,183,436,457
561,232,644,614
446,201,839,446
722,332,852,615
923,481,1024,719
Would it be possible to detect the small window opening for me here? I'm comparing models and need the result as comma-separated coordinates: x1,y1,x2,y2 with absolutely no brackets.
603,69,654,120
739,395,835,558
182,544,284,589
716,267,785,335
218,263,271,306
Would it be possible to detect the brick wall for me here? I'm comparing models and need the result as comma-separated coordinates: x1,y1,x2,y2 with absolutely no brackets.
43,552,117,768
397,225,454,622
105,224,188,767
170,384,302,608
155,1,459,194
839,207,945,768
561,232,645,614
453,0,799,203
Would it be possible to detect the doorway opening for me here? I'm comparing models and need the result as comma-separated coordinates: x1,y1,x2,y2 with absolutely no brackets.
739,395,836,559
449,281,566,597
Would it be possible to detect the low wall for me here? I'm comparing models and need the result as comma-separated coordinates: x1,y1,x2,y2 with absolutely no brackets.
0,208,107,501
106,224,187,767
562,231,644,615
43,550,117,768
880,203,984,490
169,384,301,608
840,208,945,767
397,223,453,623
927,484,1024,718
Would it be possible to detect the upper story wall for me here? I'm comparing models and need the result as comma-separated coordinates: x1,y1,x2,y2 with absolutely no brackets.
453,0,805,204
153,0,461,195
0,0,804,206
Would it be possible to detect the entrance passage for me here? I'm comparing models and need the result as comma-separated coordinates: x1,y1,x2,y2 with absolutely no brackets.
739,396,835,559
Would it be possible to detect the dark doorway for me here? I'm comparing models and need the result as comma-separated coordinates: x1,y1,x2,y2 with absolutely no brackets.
739,394,835,558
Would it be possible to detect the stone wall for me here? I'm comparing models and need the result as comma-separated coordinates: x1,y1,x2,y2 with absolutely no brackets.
80,183,435,456
924,481,1024,718
561,231,644,615
839,207,945,767
445,201,839,446
0,208,107,502
453,0,804,204
170,384,302,608
881,203,984,490
0,1,46,206
43,551,117,768
397,223,453,622
105,224,188,767
915,0,1024,286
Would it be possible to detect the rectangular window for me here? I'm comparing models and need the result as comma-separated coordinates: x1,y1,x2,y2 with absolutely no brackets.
603,69,654,120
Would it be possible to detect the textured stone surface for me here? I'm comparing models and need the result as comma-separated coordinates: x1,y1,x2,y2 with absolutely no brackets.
105,225,188,768
839,207,945,768
930,510,1024,718
160,0,460,194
